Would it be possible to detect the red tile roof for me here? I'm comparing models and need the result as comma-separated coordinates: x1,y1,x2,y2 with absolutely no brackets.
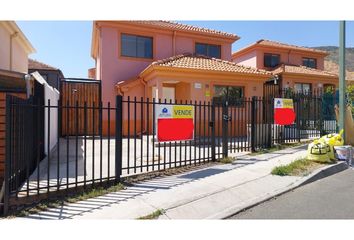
126,21,239,40
272,64,338,77
233,39,328,57
28,58,59,71
145,54,271,75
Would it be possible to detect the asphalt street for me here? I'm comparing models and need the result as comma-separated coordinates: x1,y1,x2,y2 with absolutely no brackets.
230,167,354,219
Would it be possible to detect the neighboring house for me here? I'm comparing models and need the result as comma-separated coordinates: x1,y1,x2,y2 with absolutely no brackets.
90,21,273,106
232,39,338,94
0,21,35,187
28,59,64,90
0,21,35,91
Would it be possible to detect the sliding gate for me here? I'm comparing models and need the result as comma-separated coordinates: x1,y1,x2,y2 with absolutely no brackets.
1,93,335,215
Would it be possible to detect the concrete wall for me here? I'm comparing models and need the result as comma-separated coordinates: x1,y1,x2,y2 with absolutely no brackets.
31,72,60,155
0,23,29,73
28,69,62,90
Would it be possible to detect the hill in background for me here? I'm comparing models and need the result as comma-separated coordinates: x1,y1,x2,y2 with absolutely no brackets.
313,46,354,80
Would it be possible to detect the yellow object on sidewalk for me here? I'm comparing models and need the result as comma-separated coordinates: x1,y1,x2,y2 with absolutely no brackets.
319,130,344,160
307,140,331,163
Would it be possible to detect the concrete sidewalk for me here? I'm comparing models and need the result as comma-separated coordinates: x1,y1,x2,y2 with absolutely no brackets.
19,145,317,219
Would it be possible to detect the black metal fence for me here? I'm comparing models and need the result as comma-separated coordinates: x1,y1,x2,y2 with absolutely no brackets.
0,93,337,215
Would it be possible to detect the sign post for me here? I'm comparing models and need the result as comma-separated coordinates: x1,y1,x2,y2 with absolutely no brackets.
156,104,194,142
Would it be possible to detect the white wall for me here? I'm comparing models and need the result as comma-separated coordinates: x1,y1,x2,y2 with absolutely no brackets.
31,72,60,155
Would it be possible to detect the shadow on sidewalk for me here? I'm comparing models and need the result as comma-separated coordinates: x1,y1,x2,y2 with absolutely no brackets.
23,145,307,220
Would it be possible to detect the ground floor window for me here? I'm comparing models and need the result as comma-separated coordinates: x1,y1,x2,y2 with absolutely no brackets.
294,83,311,94
214,85,244,106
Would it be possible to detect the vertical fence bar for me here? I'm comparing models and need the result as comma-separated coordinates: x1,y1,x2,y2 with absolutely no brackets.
222,99,228,158
75,101,79,188
4,95,12,216
84,102,87,188
152,98,155,171
57,99,61,191
134,97,137,173
251,96,256,152
127,96,130,174
146,98,150,172
107,102,111,181
66,100,69,190
211,99,216,161
115,96,123,183
99,101,103,184
140,97,143,173
158,99,161,170
47,99,51,193
92,102,95,185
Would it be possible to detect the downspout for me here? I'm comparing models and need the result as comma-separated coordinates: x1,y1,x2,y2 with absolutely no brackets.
9,32,18,71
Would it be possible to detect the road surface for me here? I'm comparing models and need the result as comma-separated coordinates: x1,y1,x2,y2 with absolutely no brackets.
230,168,354,219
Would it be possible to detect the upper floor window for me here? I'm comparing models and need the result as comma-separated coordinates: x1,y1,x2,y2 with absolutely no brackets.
121,34,153,59
302,58,317,68
264,53,280,68
195,43,221,58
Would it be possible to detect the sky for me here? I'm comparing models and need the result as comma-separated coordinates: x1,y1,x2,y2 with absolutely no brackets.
17,21,354,78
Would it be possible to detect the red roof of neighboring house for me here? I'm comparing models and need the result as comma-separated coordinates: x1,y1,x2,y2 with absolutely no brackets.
28,58,59,71
232,39,328,58
272,64,338,78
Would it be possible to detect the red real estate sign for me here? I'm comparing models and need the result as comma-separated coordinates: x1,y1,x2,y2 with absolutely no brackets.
156,104,194,142
274,98,296,125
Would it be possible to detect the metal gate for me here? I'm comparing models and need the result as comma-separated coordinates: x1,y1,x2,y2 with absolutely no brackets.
1,92,337,216
60,78,101,136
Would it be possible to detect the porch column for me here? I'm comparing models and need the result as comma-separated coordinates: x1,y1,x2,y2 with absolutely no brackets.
157,80,163,101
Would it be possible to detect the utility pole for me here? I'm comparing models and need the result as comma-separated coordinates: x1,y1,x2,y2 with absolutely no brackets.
339,21,346,141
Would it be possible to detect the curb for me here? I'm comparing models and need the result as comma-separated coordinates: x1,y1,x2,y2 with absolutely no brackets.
217,161,349,219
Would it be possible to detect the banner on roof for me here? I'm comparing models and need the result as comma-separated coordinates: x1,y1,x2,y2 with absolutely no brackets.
156,104,194,142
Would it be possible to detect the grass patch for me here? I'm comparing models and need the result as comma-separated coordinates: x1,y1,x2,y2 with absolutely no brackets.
218,157,235,164
137,209,165,220
271,158,329,176
15,183,125,217
249,141,312,156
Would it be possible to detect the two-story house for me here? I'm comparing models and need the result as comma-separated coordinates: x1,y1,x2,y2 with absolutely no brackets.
232,39,338,95
0,21,35,91
90,21,273,106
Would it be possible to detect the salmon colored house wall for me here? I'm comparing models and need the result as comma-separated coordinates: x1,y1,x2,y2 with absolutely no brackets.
94,22,234,105
234,47,325,70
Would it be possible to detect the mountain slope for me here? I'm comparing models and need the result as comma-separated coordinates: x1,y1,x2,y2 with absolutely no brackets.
312,46,354,80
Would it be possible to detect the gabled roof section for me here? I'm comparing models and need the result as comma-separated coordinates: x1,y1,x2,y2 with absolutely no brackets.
140,54,272,77
28,59,64,77
232,39,328,59
129,21,239,39
272,64,338,78
0,21,36,54
91,21,239,59
29,58,59,71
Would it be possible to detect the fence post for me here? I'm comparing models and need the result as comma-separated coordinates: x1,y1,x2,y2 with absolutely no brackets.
251,96,256,152
211,99,216,161
222,99,228,158
318,97,324,136
3,95,12,216
115,95,123,183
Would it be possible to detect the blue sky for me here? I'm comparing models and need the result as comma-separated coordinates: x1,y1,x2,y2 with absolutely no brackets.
17,21,354,78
